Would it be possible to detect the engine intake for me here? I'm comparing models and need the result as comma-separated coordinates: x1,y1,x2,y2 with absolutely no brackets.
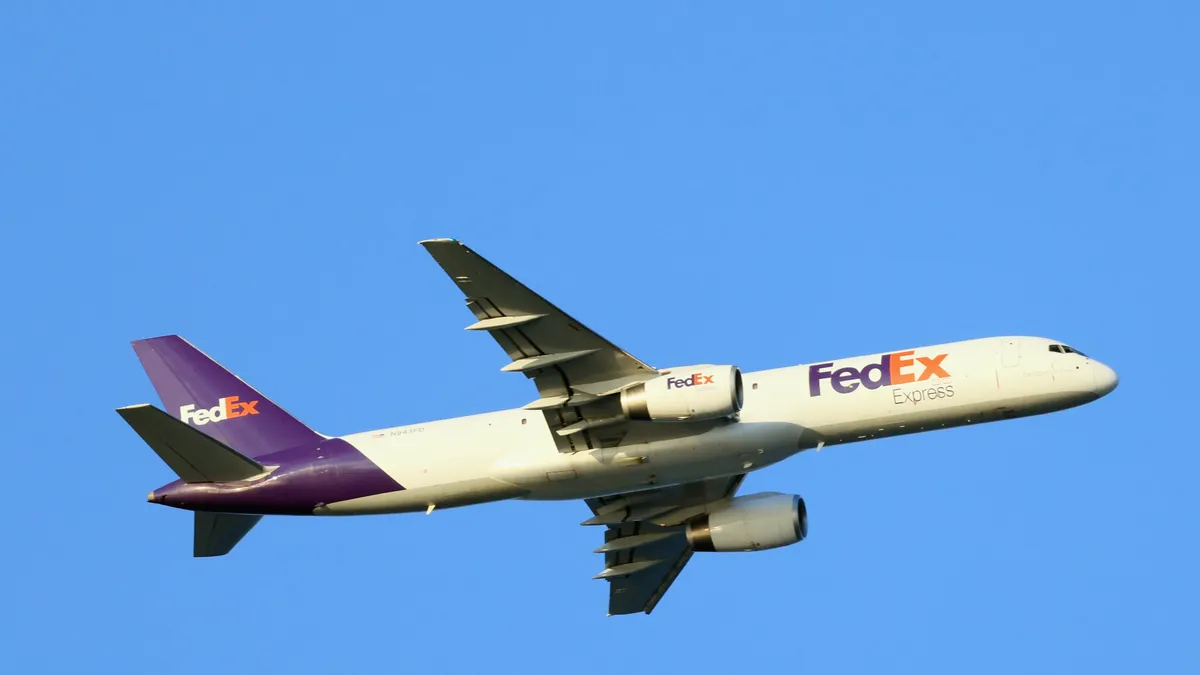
686,492,807,552
620,365,744,422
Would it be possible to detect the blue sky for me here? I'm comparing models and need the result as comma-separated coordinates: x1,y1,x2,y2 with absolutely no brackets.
2,2,1197,672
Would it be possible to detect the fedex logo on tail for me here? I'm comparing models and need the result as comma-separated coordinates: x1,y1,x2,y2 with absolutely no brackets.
179,396,260,426
809,351,949,396
667,373,715,389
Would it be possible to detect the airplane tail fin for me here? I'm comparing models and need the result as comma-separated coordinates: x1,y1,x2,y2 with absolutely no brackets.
130,335,322,459
117,403,268,557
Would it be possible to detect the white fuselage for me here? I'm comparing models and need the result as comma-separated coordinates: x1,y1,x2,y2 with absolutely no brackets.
318,336,1117,515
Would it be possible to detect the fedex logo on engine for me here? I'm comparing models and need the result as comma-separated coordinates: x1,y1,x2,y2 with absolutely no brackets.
667,373,715,389
179,396,260,426
809,351,949,396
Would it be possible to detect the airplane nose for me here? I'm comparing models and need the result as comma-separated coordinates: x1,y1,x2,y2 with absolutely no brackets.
1092,362,1119,397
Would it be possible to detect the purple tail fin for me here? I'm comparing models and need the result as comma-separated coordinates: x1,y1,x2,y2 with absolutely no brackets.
131,335,322,459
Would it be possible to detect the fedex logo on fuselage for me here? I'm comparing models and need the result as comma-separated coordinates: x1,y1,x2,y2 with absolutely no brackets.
667,373,715,389
179,396,260,426
809,351,949,396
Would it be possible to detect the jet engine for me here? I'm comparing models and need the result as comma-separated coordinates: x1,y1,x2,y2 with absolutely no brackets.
620,365,743,422
686,492,807,552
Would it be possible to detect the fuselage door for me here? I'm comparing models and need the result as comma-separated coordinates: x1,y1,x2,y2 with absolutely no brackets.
1001,338,1021,368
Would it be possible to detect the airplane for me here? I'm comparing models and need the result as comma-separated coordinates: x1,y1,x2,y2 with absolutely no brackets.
118,238,1119,616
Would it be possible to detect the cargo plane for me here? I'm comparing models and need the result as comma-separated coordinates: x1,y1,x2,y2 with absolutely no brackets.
118,239,1118,615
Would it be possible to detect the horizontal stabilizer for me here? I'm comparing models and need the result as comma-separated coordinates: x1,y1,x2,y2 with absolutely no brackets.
195,512,262,557
117,404,265,483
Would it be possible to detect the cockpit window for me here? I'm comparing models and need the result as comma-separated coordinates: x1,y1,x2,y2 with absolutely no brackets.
1050,344,1088,357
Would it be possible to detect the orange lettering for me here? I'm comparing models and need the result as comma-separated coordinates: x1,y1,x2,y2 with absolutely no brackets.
889,350,915,384
917,354,949,380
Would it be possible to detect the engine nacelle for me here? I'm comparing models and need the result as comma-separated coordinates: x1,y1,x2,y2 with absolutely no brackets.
620,365,744,422
686,492,807,552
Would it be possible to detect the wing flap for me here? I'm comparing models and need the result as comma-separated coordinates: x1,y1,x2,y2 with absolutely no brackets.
421,239,666,451
420,238,657,407
601,523,691,615
501,349,600,373
585,474,746,615
594,531,678,553
465,314,546,331
594,558,667,579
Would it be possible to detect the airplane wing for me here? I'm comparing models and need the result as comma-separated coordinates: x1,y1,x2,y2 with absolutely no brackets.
420,239,660,451
421,240,743,613
584,473,745,615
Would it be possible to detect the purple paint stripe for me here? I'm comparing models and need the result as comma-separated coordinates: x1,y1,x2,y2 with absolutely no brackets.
154,439,404,515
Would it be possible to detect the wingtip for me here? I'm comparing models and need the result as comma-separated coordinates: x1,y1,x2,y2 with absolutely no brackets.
418,238,459,246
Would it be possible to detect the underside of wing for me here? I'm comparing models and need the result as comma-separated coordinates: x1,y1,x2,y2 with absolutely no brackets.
598,522,693,616
421,239,661,451
585,474,745,616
